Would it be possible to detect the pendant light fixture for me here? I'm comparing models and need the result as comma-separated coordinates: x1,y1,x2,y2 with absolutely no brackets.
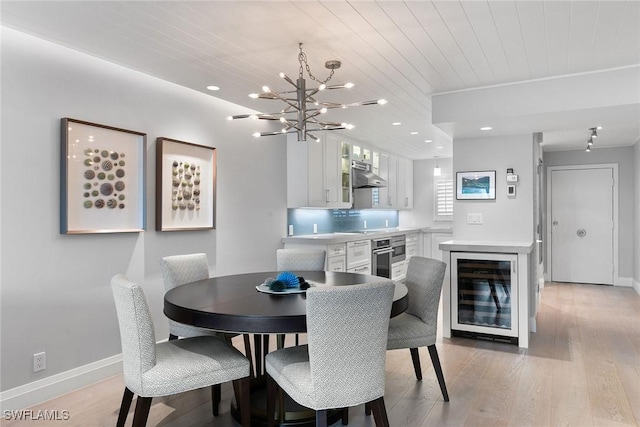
227,43,387,142
433,157,441,176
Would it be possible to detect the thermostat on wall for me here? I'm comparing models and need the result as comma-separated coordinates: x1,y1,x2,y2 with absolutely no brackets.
506,174,519,182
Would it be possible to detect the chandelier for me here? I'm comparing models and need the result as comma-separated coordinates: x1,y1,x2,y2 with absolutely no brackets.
227,43,387,142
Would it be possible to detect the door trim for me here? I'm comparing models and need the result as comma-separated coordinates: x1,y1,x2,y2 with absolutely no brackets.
546,164,619,285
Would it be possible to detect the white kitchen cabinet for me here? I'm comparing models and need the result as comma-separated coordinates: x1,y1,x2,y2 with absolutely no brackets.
391,260,406,282
397,157,413,209
287,133,351,208
346,239,371,274
406,233,419,260
327,255,346,272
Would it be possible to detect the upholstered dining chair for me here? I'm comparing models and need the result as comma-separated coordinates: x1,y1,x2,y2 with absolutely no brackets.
159,253,253,414
276,248,327,347
276,248,326,271
110,274,251,427
266,281,395,427
386,256,449,401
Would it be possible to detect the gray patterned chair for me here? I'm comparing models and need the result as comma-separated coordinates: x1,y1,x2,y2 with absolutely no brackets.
160,253,253,414
110,274,251,427
386,256,449,401
276,248,326,271
265,281,395,427
276,248,326,347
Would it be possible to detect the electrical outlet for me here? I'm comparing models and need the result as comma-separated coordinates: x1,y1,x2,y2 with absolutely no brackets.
33,352,46,372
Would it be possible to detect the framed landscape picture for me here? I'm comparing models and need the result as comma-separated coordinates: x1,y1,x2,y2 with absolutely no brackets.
456,170,496,200
156,137,216,231
60,118,146,234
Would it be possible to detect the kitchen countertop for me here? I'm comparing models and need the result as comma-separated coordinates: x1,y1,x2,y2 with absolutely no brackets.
439,240,534,254
282,226,450,244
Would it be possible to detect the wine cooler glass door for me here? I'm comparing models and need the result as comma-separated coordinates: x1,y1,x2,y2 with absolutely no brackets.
451,252,518,338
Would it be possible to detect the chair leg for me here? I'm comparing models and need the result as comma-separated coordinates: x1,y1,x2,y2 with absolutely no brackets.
116,387,134,427
341,407,349,425
427,344,449,402
242,334,254,378
233,376,251,427
211,384,221,416
316,409,328,427
131,396,152,427
410,347,423,381
266,375,277,427
368,397,390,427
365,402,371,416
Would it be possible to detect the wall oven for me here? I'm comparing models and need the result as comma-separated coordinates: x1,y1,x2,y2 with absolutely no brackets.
372,238,393,278
372,235,406,278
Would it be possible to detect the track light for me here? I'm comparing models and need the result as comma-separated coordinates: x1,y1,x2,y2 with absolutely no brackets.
590,127,598,139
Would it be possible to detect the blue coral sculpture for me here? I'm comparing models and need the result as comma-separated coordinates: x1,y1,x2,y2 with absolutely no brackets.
276,271,300,288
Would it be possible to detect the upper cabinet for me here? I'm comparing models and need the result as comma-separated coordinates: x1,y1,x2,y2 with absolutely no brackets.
287,134,413,210
287,133,352,209
397,157,414,209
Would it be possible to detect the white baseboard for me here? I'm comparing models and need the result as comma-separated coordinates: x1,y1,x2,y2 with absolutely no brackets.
633,279,640,296
615,276,633,287
0,354,122,411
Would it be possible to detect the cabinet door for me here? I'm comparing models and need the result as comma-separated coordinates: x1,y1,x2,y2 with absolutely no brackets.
377,154,390,208
386,155,398,208
307,135,351,208
397,158,413,209
431,233,451,261
327,256,346,272
307,136,326,206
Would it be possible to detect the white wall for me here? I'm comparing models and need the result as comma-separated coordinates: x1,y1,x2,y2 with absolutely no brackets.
399,158,453,227
452,134,535,243
544,147,635,281
0,27,287,396
635,143,640,293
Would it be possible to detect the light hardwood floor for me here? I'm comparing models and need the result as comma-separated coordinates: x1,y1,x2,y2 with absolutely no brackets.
4,282,639,426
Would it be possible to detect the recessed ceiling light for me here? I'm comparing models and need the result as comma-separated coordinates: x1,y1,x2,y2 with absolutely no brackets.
436,145,443,149
206,85,220,91
424,139,432,143
392,122,401,126
480,126,492,131
410,131,418,135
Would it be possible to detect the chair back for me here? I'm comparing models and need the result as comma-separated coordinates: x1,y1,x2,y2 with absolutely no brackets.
111,274,156,394
306,281,394,408
276,249,326,271
160,253,209,292
405,256,447,335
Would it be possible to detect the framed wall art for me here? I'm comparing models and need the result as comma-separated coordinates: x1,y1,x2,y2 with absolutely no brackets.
156,137,216,231
60,118,147,234
456,170,496,200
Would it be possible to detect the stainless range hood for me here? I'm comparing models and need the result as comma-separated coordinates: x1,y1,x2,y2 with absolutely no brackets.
352,160,387,188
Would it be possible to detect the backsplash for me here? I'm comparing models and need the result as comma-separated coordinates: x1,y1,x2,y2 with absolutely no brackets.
287,209,399,236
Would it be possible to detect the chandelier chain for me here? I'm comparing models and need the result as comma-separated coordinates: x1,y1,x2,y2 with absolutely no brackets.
298,44,335,85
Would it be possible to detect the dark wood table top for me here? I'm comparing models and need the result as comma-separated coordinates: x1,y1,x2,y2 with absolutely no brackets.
164,271,408,334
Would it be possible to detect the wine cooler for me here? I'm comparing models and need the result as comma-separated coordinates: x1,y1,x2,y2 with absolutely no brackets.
451,252,518,343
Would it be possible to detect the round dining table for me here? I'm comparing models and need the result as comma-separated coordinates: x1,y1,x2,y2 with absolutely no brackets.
164,270,408,335
163,270,408,427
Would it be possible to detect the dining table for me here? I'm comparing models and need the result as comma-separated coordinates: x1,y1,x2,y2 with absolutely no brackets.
164,270,408,427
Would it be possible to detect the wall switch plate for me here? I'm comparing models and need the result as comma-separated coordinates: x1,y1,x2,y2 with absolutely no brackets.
313,223,318,234
467,213,483,224
363,220,367,229
507,185,516,197
288,225,294,236
33,352,46,372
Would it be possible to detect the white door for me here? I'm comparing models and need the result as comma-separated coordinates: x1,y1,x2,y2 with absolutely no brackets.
550,168,613,284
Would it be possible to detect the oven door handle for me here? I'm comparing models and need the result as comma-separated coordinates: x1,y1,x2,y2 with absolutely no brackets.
372,248,394,255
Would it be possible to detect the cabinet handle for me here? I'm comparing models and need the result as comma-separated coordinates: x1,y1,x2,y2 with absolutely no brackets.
325,189,329,203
